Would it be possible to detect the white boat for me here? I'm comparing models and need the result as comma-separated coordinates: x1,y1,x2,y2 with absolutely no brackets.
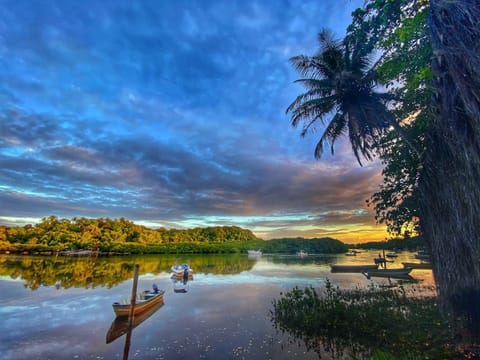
247,250,262,257
297,250,308,257
345,251,357,256
171,263,194,277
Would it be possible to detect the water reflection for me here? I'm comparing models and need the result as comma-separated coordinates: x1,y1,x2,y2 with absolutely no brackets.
0,251,435,360
106,299,165,344
0,254,254,290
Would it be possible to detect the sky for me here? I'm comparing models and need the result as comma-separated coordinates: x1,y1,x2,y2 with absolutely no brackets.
0,0,390,243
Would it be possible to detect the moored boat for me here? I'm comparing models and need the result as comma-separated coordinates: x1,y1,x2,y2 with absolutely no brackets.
401,262,432,269
106,298,164,343
112,286,165,317
171,263,194,276
330,264,379,273
297,250,308,257
247,250,262,257
363,267,413,279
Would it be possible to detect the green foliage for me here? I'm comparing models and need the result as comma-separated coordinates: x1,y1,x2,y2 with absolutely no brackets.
346,0,431,235
1,217,348,255
261,237,348,254
2,216,259,254
272,281,457,359
352,236,424,251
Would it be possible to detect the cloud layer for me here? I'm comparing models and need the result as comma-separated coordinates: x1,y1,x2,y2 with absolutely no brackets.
0,0,387,242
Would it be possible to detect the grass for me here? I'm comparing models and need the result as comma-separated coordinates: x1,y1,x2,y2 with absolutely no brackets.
271,280,464,359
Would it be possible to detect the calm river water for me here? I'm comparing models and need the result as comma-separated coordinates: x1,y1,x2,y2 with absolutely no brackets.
0,251,434,360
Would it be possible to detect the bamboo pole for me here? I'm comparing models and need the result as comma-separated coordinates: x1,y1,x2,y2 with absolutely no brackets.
127,264,140,328
123,264,139,360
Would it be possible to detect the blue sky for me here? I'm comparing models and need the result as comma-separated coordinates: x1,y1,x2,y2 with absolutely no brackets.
0,0,388,242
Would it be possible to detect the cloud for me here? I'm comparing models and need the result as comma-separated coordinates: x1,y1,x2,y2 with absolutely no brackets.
0,0,386,242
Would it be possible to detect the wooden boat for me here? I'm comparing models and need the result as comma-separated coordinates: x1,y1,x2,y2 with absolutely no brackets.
386,252,398,258
112,288,165,317
106,299,164,343
401,262,432,269
330,264,379,273
363,267,413,279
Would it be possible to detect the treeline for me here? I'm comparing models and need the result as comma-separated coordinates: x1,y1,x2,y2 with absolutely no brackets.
261,237,348,254
0,216,258,254
351,236,425,251
0,216,348,255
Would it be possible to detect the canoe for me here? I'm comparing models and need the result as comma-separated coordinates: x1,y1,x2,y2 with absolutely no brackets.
402,262,432,269
106,298,164,343
363,267,413,279
112,289,165,317
330,264,379,273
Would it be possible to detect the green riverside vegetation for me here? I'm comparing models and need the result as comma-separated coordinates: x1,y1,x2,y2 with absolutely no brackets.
0,216,348,255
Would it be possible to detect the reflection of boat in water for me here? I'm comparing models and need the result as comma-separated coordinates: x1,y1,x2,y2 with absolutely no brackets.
363,267,413,279
296,250,308,257
172,278,190,293
247,250,262,257
106,298,164,344
112,285,165,317
171,263,194,277
402,261,432,269
330,264,379,273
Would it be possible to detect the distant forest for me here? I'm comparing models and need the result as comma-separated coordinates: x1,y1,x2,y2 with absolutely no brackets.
0,216,349,254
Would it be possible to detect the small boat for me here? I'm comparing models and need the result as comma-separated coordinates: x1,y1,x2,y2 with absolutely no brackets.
106,298,164,343
386,253,398,258
171,263,194,276
414,250,430,260
345,251,357,256
363,267,413,279
247,250,262,257
374,257,394,264
401,262,432,269
330,264,379,273
112,286,165,317
297,250,308,257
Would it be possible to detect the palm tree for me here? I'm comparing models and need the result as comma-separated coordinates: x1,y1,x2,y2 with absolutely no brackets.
286,29,410,165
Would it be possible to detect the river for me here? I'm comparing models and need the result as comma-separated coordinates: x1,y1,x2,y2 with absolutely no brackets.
0,251,435,360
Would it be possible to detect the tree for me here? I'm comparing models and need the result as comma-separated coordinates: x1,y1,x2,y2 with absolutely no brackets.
288,0,480,334
347,0,429,235
286,29,402,165
418,0,480,331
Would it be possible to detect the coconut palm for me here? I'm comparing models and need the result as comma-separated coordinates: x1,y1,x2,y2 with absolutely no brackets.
286,29,409,165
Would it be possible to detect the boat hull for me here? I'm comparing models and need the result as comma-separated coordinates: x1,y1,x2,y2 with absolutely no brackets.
330,264,379,273
112,290,165,317
363,267,413,278
106,299,164,343
401,262,432,269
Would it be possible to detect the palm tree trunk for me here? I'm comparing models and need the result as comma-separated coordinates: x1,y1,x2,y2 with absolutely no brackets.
418,0,480,334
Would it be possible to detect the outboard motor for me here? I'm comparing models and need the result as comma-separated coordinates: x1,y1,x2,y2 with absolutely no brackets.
152,283,159,293
183,268,189,283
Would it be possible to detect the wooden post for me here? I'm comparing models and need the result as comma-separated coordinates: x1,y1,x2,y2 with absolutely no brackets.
127,264,139,328
123,264,139,360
